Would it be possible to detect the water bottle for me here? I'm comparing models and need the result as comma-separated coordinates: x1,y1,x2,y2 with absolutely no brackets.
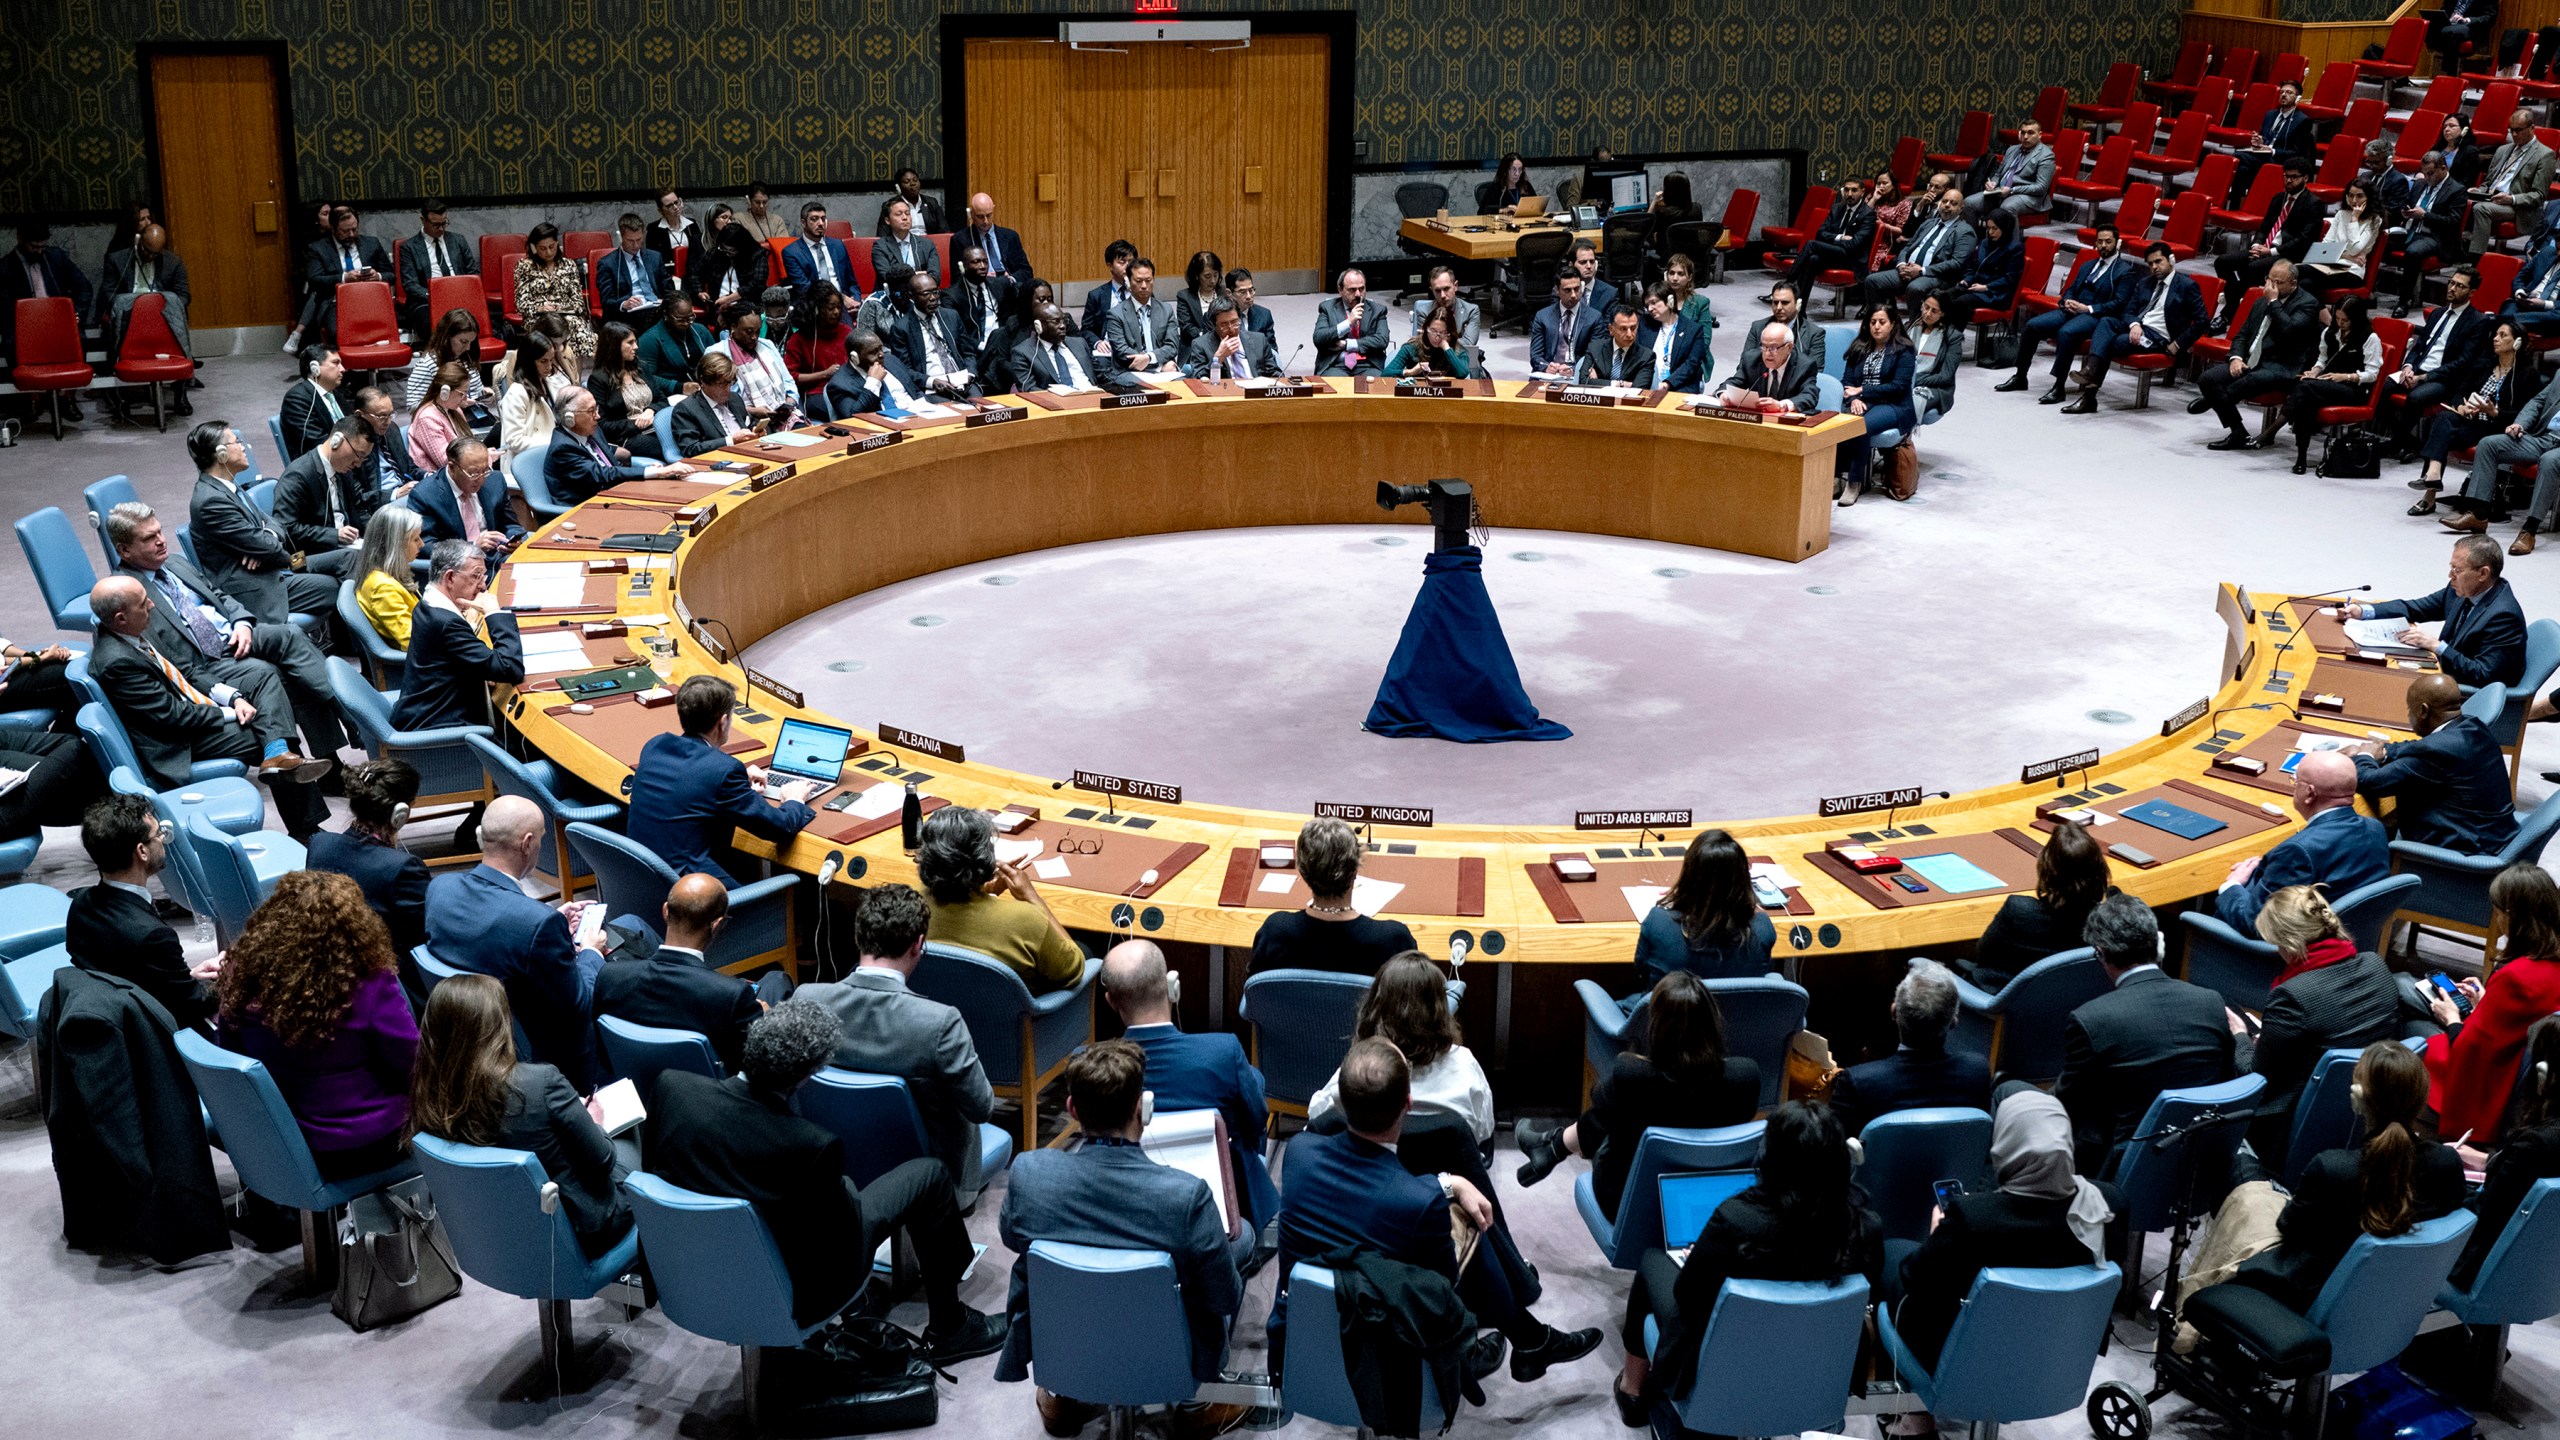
900,780,923,852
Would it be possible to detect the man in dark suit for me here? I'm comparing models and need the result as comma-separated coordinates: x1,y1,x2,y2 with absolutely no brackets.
1639,285,1709,393
2074,242,2210,412
350,384,422,504
1862,187,1974,316
392,540,522,733
873,201,943,297
2341,535,2529,686
2395,154,2470,317
410,439,522,554
1709,321,1824,413
2000,222,2138,404
830,330,933,415
1529,271,1603,378
2427,0,2500,67
1783,175,1878,294
66,793,216,1031
2213,752,2392,937
1082,240,1138,343
394,202,477,337
958,191,1032,282
0,221,94,388
779,202,855,301
2354,672,2521,854
1222,268,1281,348
948,245,1012,368
644,999,1008,1359
1101,938,1277,1255
302,205,394,343
672,351,760,453
1744,283,1829,374
1313,268,1392,377
2378,265,2490,451
1103,258,1183,390
2055,894,2238,1177
1564,241,1620,318
1183,298,1282,381
271,415,375,577
278,343,349,461
876,168,948,236
595,214,673,330
2449,361,2560,538
893,275,981,400
306,758,431,960
2226,81,2322,208
184,420,339,624
625,676,820,887
547,385,700,505
1010,303,1103,392
426,795,608,1087
1576,302,1656,387
996,1039,1243,1434
1275,1039,1603,1383
2195,261,2323,451
2213,158,2327,321
1826,959,1992,1136
592,872,768,1074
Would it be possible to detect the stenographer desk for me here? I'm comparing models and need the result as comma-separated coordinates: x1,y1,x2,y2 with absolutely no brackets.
1397,213,1605,262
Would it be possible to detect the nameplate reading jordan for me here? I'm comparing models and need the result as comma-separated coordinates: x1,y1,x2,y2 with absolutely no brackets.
1072,770,1183,805
878,724,964,763
2021,748,2103,785
965,404,1024,428
1544,387,1619,408
2160,696,2212,736
1818,788,1923,820
1314,802,1437,828
743,668,804,709
1575,808,1694,830
1106,390,1171,408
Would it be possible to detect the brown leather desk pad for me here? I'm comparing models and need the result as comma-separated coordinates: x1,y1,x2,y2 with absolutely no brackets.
1350,375,1497,397
1517,379,1671,406
1802,831,2046,911
802,782,950,846
1526,852,1813,924
521,502,690,549
2282,599,2353,654
835,400,1004,428
2209,717,2388,798
2301,656,2431,728
997,819,1207,902
1014,388,1185,412
494,571,621,612
1217,842,1486,918
602,477,730,505
545,693,766,769
2029,778,2288,864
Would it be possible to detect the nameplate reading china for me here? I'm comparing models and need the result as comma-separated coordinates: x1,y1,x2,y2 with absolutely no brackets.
1574,808,1694,830
1817,787,1923,820
878,724,965,763
1106,390,1171,408
1072,770,1183,805
747,462,797,492
848,430,905,454
1314,802,1437,828
2160,696,2212,737
2020,748,2103,785
965,404,1024,429
743,667,804,709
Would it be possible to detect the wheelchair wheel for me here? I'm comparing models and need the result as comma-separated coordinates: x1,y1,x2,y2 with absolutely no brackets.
2088,1380,2151,1440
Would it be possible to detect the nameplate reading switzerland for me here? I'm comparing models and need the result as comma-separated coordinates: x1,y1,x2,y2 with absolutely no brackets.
743,668,804,709
1314,802,1437,828
1575,808,1694,831
2160,696,2211,737
1817,787,1923,820
1072,770,1183,804
2021,748,2102,785
878,724,964,764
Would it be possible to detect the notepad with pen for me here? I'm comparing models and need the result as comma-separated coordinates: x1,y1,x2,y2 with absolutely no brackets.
2120,799,2228,841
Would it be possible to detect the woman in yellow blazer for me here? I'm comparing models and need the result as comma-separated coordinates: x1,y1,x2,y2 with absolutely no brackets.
355,504,423,649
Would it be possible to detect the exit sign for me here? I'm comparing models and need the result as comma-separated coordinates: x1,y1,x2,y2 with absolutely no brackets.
1135,0,1177,11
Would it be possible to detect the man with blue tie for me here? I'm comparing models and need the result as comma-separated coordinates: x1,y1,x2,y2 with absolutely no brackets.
960,192,1033,282
2228,81,2320,207
1575,302,1656,387
1999,222,2136,403
2354,672,2521,855
1100,938,1275,1268
596,213,672,328
780,202,854,303
624,675,821,888
2396,153,2470,317
2214,751,2392,937
427,794,612,1089
2072,242,2209,412
2338,536,2529,686
1529,270,1603,377
544,387,699,506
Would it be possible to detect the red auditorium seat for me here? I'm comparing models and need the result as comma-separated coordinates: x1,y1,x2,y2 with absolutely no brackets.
2143,40,2210,109
334,280,412,374
2354,16,2424,84
2208,83,2277,150
111,294,195,432
9,297,94,440
2068,64,2141,127
1926,111,1993,172
2295,61,2357,125
425,275,505,361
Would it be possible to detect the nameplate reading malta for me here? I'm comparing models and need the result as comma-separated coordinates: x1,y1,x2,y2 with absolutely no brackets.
2021,748,2102,786
1575,808,1694,831
878,724,965,764
2160,696,2211,737
1072,770,1182,805
1314,802,1436,828
1817,787,1923,820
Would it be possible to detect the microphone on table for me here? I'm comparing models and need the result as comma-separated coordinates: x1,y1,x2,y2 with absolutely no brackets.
1282,343,1307,381
2267,584,2371,671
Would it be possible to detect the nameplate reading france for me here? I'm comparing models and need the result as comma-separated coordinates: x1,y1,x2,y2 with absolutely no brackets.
1106,390,1171,408
1314,802,1437,828
1072,770,1183,804
2160,696,2211,737
1817,787,1922,820
848,430,904,454
747,462,797,492
743,668,804,709
965,404,1024,429
2020,748,2102,785
1574,808,1694,831
878,724,964,763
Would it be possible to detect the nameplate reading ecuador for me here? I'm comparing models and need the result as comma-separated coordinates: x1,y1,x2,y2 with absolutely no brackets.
878,724,964,763
1106,390,1171,408
747,462,797,491
1314,802,1436,828
1574,808,1694,831
1817,787,1923,820
1072,770,1183,804
2160,696,2211,737
743,667,804,709
965,404,1024,429
2020,748,2102,785
847,430,905,454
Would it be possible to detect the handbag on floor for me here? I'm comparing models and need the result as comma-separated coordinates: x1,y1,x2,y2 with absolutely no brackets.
760,1316,941,1434
2318,427,2383,479
1976,332,2019,370
332,1175,463,1331
1885,442,1921,500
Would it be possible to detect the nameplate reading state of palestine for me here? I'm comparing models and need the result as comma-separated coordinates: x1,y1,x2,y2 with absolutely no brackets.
2021,748,2102,785
878,724,964,763
1575,808,1694,830
1314,802,1436,828
1689,404,1764,423
2160,696,2211,737
748,462,797,491
848,430,905,454
743,668,803,709
1072,770,1183,804
965,404,1024,428
1106,390,1171,408
1818,787,1923,820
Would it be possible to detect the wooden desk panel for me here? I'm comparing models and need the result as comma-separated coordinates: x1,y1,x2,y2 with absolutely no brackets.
1401,214,1603,261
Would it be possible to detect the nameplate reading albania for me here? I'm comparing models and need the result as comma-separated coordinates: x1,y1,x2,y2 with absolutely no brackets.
1574,808,1694,831
878,724,964,763
1817,787,1923,820
1314,802,1436,828
2020,748,2102,785
1072,770,1182,804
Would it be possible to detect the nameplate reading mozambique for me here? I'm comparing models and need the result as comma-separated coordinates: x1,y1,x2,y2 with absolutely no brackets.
1575,808,1694,830
878,724,964,763
1106,390,1171,408
2021,748,2103,785
670,593,693,629
743,667,804,709
1818,787,1923,820
1248,383,1321,398
965,404,1025,428
1072,770,1183,804
848,430,905,454
2161,696,2211,737
1314,802,1437,828
1544,387,1619,408
747,462,797,492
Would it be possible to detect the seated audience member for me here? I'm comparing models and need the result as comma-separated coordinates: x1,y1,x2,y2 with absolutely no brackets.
1314,268,1391,377
713,297,798,428
2426,0,2497,71
1965,119,2055,224
1081,239,1138,340
186,418,337,624
2467,110,2555,258
997,1039,1245,1435
672,351,757,455
1999,223,2135,403
626,675,819,886
1188,297,1284,380
2073,243,2208,412
2452,1015,2560,1287
1009,303,1101,393
67,794,216,1030
2212,160,2326,324
2213,752,2390,936
690,217,769,314
394,202,475,336
1172,250,1226,354
587,320,666,460
2058,894,2237,1175
2226,80,2321,204
2278,295,2380,472
405,308,490,414
592,872,767,1075
408,363,473,474
1309,953,1493,1154
1661,252,1717,346
959,191,1030,281
272,415,377,577
0,635,79,721
2444,348,2560,550
426,795,608,1088
413,437,520,554
2301,181,2386,295
1616,1102,1882,1422
1247,815,1418,976
350,382,423,503
1279,1038,1603,1388
916,805,1087,994
897,273,982,400
306,758,431,957
1101,257,1182,389
1516,972,1759,1204
1826,959,1991,1137
1941,209,2023,329
1414,265,1485,358
1565,240,1620,316
2396,158,2470,319
798,884,994,1194
1,222,95,419
546,386,696,506
279,342,348,461
780,202,854,300
392,540,522,732
1864,188,1974,316
1222,268,1280,346
1839,301,1917,495
2194,262,2323,452
2240,886,2421,1170
947,246,1012,379
2407,318,2525,513
596,215,671,330
1781,175,1877,294
1640,283,1708,393
1710,318,1822,413
645,1000,1008,1359
302,205,393,344
495,330,565,462
1576,302,1655,387
873,199,942,295
639,293,716,402
832,328,934,415
1910,292,1962,425
1634,828,1775,986
99,224,193,403
2424,863,2560,1143
1100,937,1277,1241
2335,535,2527,687
1486,150,1536,213
412,973,634,1255
218,872,419,1180
736,185,794,245
1968,820,2111,991
786,281,855,418
2509,232,2560,335
0,694,96,847
514,224,596,366
85,575,330,837
2353,672,2519,854
352,502,422,649
1530,270,1602,378
1646,171,1708,260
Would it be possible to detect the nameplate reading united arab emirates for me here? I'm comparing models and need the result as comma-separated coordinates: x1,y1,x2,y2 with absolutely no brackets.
879,724,964,763
1314,802,1437,828
1575,808,1694,830
2161,696,2211,737
2021,748,2103,785
1818,787,1923,820
848,430,905,454
747,462,797,491
965,404,1024,428
743,668,804,709
1073,770,1183,804
1106,390,1171,408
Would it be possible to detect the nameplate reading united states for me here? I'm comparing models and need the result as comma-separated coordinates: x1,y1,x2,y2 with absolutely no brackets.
2021,748,2102,785
2161,696,2212,736
1575,808,1694,830
1314,802,1436,828
1106,390,1171,408
878,724,964,763
743,668,803,709
1818,787,1923,820
1072,770,1182,804
848,430,905,454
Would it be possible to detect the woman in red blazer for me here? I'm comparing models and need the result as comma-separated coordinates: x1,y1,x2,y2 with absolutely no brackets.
2425,864,2560,1144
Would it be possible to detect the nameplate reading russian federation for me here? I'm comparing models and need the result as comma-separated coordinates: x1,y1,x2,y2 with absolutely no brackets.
1314,802,1437,828
1575,808,1694,831
2161,696,2212,737
2021,748,2103,785
879,724,964,763
747,462,797,491
1818,787,1923,820
743,668,803,709
1106,390,1171,408
965,404,1024,428
1072,770,1182,804
848,430,905,454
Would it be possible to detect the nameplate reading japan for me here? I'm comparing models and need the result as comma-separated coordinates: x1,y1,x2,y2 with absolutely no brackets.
847,430,905,454
1106,390,1171,408
2020,748,2103,785
2161,696,2212,737
1072,770,1183,805
965,404,1024,429
1817,787,1923,820
1575,809,1694,831
1247,382,1322,398
743,668,804,709
878,724,964,763
1314,802,1437,828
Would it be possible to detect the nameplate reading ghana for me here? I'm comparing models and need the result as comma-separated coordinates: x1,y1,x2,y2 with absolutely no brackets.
748,462,798,492
2021,748,2103,785
848,430,905,454
1106,390,1171,408
1545,388,1618,409
966,404,1024,429
743,667,804,709
1314,802,1437,828
2161,696,2212,737
1817,787,1923,820
879,724,965,763
1072,770,1183,804
1575,808,1695,830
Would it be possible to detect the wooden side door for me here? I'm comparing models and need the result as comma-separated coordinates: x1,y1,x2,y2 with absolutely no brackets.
149,51,292,329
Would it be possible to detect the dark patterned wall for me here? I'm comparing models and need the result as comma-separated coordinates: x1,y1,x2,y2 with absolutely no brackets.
3,0,2180,216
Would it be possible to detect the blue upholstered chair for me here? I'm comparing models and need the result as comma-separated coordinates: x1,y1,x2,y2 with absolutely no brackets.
2108,1073,2268,1287
2466,619,2560,784
0,942,73,1040
0,881,71,962
624,1171,836,1433
17,506,100,632
913,939,1099,1153
1240,969,1369,1122
2388,789,2560,969
654,407,679,463
1024,1242,1206,1420
463,733,620,897
1581,1122,1765,1269
1284,1263,1441,1428
2180,873,2421,1015
326,656,492,812
1875,1264,2122,1431
77,704,264,835
2283,1047,2369,1190
266,415,288,469
336,578,407,685
1574,974,1806,1111
799,1067,1014,1192
1859,1107,1996,1244
183,812,305,949
2428,1177,2560,1401
410,1134,644,1383
594,1013,721,1095
1648,1277,1870,1437
2282,1212,2475,1388
1950,947,2111,1083
563,820,796,975
510,446,575,521
411,943,466,994
81,474,139,563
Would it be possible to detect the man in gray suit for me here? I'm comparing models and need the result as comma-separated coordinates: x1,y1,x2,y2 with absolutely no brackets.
1965,119,2056,224
1313,267,1392,376
1711,321,1823,413
1742,282,1828,377
100,224,193,371
1863,188,1974,315
1182,298,1282,380
183,419,340,626
994,1039,1245,1436
2469,109,2559,255
1101,256,1182,392
796,885,997,1199
1413,265,1485,354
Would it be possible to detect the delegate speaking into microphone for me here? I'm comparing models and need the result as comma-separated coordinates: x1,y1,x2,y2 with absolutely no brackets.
2331,535,2527,686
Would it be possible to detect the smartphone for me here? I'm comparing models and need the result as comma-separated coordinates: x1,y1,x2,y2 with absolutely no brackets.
824,790,863,813
1751,877,1787,909
2431,972,2476,1015
1932,1179,1964,1211
1892,874,1928,893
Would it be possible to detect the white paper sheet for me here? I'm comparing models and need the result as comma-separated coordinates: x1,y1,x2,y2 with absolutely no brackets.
507,573,591,609
757,431,825,447
619,612,671,626
1747,862,1799,891
519,629,594,675
1033,856,1073,881
994,837,1044,867
2343,617,2437,649
840,784,905,821
1142,1107,1235,1232
1257,871,1297,895
1351,875,1405,916
589,1077,647,1136
1621,884,1669,915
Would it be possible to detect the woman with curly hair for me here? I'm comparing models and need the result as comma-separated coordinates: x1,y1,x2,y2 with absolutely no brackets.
217,871,420,1180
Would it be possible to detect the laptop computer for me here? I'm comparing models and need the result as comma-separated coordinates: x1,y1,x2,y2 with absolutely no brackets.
1659,1169,1757,1261
1514,194,1548,219
769,717,855,787
2301,234,2351,266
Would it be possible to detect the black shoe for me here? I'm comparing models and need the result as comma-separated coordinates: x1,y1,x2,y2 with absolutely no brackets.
1614,1382,1650,1429
922,1309,1009,1365
2292,454,2310,474
1513,1120,1567,1187
2207,431,2254,451
1993,374,2029,392
2542,771,2560,785
2409,474,2441,489
1038,1390,1103,1438
2038,384,2068,404
171,394,194,416
2060,393,2097,414
1509,1324,1603,1382
1460,1331,1507,1406
2186,394,2214,415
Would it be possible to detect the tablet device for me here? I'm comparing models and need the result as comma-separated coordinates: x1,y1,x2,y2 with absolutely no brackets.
1658,1170,1756,1251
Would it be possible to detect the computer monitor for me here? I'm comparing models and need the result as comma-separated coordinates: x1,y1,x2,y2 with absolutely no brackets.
1585,164,1648,212
1659,1169,1757,1249
769,717,855,785
1608,170,1651,211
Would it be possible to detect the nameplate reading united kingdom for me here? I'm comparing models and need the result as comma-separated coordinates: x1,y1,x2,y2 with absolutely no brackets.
1575,808,1694,830
743,668,803,709
1072,770,1183,804
847,430,905,454
1817,787,1922,820
2160,696,2212,737
1314,802,1436,828
1106,390,1171,408
965,404,1024,428
748,462,797,492
878,724,964,763
2021,748,2102,785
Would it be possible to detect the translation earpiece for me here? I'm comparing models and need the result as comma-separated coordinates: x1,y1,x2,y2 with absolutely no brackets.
388,802,411,828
